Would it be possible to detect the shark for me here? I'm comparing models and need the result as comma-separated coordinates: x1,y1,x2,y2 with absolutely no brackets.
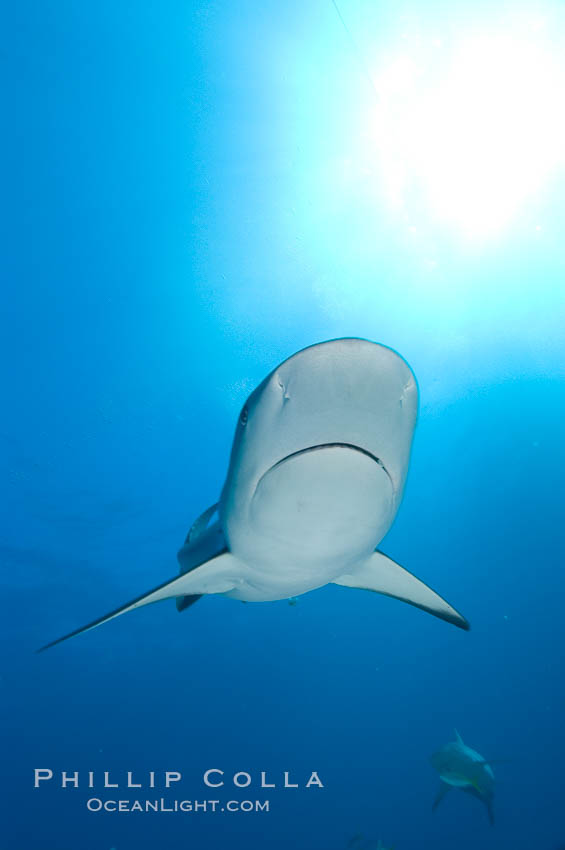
38,338,469,651
348,837,395,850
430,730,495,825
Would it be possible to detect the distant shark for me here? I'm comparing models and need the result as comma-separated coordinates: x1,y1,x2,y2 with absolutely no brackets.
39,338,469,651
348,837,395,850
430,730,495,825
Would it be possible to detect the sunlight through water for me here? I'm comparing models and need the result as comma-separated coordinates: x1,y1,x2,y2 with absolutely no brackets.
367,14,565,237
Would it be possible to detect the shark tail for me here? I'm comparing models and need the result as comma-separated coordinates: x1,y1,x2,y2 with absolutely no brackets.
432,782,451,811
176,594,201,613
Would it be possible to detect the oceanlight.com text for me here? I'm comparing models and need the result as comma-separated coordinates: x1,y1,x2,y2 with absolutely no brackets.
86,798,270,813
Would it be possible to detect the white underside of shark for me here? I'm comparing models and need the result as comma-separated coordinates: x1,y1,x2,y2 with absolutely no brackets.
39,338,469,651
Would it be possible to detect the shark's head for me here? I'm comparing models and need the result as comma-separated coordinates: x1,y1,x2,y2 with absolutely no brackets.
221,339,418,563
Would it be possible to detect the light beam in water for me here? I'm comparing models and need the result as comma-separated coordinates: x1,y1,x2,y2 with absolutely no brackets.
334,5,565,237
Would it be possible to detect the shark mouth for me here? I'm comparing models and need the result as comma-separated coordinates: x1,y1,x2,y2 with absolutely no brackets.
250,441,397,540
266,442,394,488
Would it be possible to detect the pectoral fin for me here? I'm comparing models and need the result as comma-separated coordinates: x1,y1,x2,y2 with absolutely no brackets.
37,551,241,652
332,551,470,630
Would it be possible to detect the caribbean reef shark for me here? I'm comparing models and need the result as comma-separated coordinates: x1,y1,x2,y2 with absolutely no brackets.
430,730,495,825
39,338,469,651
348,837,395,850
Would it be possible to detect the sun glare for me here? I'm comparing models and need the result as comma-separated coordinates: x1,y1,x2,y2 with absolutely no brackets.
368,19,565,237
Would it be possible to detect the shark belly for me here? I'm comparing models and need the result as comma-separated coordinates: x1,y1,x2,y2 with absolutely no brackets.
223,444,396,601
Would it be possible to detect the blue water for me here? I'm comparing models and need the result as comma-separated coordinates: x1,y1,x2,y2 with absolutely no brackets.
4,1,565,848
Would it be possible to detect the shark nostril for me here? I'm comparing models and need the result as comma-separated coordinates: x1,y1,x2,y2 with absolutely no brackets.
276,375,290,402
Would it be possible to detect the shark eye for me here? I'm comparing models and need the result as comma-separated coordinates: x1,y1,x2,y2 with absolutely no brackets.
239,406,248,425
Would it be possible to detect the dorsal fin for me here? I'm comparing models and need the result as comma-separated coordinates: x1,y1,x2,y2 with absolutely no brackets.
177,513,224,612
454,729,464,745
186,503,219,544
177,503,220,613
